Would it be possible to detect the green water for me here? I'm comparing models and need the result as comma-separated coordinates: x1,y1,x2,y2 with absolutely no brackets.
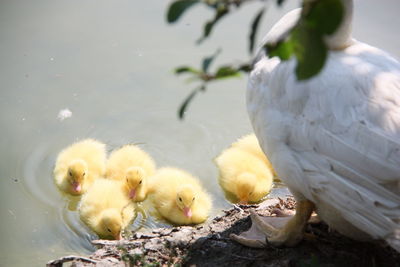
0,0,399,266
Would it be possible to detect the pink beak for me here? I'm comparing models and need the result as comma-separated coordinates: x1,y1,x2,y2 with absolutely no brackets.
115,232,123,240
183,207,192,218
72,182,81,193
129,189,136,199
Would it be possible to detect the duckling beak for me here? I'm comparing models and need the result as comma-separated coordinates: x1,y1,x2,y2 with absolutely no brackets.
114,231,123,240
72,182,81,193
183,207,192,218
129,188,136,199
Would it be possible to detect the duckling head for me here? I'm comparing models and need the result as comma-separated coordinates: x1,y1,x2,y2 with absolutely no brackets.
98,209,123,240
125,166,146,201
176,185,196,218
235,172,256,204
67,159,88,195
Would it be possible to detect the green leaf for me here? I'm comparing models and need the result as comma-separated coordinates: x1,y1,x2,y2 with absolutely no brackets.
238,64,252,72
266,39,294,60
167,0,200,23
291,23,327,80
178,85,205,119
197,6,229,43
306,0,344,35
249,8,265,54
202,49,221,72
215,66,241,79
175,66,200,75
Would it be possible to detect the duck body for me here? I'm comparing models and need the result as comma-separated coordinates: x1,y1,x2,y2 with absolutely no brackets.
78,178,134,239
215,137,274,204
54,139,106,195
106,144,156,202
148,167,212,225
247,5,400,248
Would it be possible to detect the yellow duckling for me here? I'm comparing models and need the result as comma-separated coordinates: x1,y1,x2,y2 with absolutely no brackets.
148,167,212,225
231,134,278,179
215,145,273,204
54,139,106,195
106,144,155,202
78,179,134,240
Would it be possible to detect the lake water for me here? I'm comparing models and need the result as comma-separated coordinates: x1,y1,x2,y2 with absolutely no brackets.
0,0,399,266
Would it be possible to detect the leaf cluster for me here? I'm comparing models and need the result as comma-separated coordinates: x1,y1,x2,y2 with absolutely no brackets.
167,0,268,118
166,0,344,118
167,0,265,44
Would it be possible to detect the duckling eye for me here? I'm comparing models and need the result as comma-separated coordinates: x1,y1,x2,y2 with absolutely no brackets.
107,228,111,233
179,197,182,202
69,171,73,176
82,172,86,176
139,180,142,184
192,197,195,201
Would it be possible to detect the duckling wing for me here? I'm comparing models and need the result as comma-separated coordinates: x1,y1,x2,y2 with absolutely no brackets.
247,42,400,251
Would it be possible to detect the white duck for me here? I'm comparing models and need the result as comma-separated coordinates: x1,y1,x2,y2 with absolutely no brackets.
232,0,400,251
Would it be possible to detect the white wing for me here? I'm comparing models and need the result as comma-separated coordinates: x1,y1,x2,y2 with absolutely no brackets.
247,41,400,250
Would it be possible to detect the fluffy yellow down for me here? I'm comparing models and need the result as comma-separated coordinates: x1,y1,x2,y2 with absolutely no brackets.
106,144,156,202
215,135,274,204
231,134,278,179
53,139,106,195
148,167,212,225
78,179,134,240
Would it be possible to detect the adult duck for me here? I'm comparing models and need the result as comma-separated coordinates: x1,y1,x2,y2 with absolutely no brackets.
232,0,400,251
